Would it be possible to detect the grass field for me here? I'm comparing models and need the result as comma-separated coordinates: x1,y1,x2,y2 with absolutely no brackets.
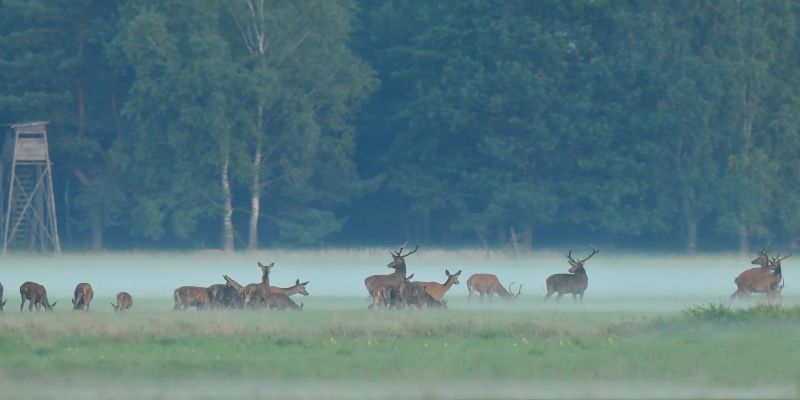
0,250,798,399
0,301,798,399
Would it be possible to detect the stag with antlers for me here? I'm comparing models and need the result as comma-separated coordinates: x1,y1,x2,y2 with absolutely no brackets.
731,251,788,300
364,243,418,309
466,274,522,303
544,246,598,302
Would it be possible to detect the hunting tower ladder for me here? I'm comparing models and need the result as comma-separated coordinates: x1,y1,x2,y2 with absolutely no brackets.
1,121,61,254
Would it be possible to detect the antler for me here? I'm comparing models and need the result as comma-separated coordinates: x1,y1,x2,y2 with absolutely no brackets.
400,243,419,258
391,241,410,257
508,281,516,294
515,284,523,298
580,245,599,263
566,248,576,263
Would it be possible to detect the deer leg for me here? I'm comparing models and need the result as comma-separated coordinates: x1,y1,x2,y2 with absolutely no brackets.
579,292,584,303
544,291,553,302
20,298,25,312
556,292,563,302
467,289,473,302
479,292,485,303
572,293,577,302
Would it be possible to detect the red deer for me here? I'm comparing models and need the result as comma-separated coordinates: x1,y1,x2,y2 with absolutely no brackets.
173,286,210,311
72,282,94,311
544,246,598,302
268,293,303,310
111,292,133,311
19,281,57,312
365,243,418,309
0,281,6,311
207,283,228,309
407,270,460,308
271,279,310,297
218,275,246,309
466,274,522,303
731,249,777,299
371,274,414,309
731,253,788,300
243,262,274,309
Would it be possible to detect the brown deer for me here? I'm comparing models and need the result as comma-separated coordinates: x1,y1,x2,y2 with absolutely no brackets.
243,262,274,309
111,292,133,311
271,279,310,297
71,282,94,311
731,249,777,299
173,286,210,311
466,274,522,303
407,269,460,307
371,274,414,309
365,243,418,309
544,246,598,302
207,275,246,309
19,281,57,312
731,253,788,300
0,281,6,311
269,293,303,310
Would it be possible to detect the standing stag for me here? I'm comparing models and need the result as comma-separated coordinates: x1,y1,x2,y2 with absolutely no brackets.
20,281,57,312
731,251,788,300
365,243,418,309
111,292,133,311
243,262,274,309
731,249,778,299
544,246,598,302
0,281,6,311
466,274,522,303
72,282,94,311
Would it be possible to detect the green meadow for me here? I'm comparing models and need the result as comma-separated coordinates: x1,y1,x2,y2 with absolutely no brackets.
0,300,797,399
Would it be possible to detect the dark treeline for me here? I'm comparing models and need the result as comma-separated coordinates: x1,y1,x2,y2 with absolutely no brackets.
1,0,800,253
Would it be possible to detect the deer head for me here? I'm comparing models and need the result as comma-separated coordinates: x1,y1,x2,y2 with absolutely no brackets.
769,254,790,273
387,242,419,270
567,246,599,273
295,279,310,296
445,269,462,285
44,301,57,311
258,262,275,276
223,275,244,292
752,248,770,268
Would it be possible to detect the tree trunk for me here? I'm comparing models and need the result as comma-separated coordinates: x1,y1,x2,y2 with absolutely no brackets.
738,213,749,257
522,223,533,252
221,154,234,252
475,228,490,257
497,225,507,248
686,220,697,255
247,146,262,251
91,220,103,251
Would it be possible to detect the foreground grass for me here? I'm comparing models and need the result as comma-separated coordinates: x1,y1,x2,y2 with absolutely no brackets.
0,302,798,399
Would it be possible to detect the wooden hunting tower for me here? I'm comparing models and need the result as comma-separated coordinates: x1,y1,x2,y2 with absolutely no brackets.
1,121,61,254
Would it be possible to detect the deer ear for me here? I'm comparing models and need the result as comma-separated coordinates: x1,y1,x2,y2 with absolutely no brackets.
296,279,300,285
446,269,451,276
302,281,309,286
456,270,462,276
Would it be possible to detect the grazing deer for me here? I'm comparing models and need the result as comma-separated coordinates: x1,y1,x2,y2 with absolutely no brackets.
0,281,6,311
71,282,94,311
544,246,598,302
19,281,57,312
271,279,310,297
269,293,303,310
173,286,211,311
466,274,522,303
243,262,274,309
365,243,418,309
111,292,133,312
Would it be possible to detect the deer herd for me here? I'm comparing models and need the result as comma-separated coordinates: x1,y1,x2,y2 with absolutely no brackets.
0,245,789,313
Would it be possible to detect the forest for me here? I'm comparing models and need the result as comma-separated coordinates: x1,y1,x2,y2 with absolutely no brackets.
1,0,800,253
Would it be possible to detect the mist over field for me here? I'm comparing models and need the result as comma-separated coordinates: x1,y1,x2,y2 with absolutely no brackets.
1,249,794,307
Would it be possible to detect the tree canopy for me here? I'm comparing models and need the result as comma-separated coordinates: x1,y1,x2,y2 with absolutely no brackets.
1,0,800,253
